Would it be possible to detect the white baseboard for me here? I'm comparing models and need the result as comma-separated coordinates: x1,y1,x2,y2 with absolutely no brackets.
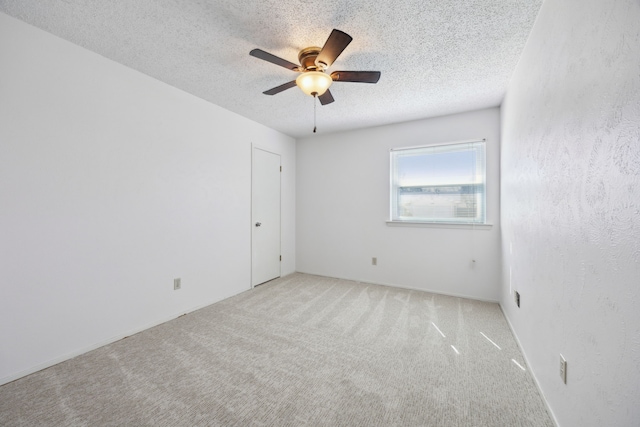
0,294,240,386
295,270,499,303
1,275,496,387
499,303,560,427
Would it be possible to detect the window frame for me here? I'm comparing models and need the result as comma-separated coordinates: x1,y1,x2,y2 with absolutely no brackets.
389,139,487,226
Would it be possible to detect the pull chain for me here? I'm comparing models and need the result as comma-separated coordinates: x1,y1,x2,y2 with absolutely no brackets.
313,93,317,133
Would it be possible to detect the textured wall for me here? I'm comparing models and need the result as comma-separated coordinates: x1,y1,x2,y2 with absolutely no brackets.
500,0,640,425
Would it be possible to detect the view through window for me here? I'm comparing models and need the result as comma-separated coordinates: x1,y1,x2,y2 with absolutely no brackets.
390,140,486,224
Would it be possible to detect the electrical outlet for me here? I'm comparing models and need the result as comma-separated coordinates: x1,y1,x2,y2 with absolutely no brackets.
560,354,567,384
372,257,377,266
515,291,520,308
174,278,181,290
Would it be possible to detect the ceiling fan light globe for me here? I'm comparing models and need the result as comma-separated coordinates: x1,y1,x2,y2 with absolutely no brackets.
296,71,332,97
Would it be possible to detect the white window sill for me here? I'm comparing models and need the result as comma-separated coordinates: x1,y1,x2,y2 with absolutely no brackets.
386,220,493,230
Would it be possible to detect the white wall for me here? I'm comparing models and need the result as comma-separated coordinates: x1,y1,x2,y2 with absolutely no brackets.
0,13,295,385
500,0,640,425
297,108,501,301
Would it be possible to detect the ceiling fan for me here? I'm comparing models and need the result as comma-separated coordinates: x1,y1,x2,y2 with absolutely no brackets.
250,29,381,106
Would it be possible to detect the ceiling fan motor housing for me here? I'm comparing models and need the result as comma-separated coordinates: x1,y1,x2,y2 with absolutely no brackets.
298,46,325,72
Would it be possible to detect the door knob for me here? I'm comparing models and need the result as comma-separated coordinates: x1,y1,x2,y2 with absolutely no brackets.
255,222,262,227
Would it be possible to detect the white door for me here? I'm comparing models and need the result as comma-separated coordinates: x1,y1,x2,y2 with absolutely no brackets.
251,147,281,286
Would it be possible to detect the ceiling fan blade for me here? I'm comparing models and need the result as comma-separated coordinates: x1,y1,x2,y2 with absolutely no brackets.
250,49,299,71
263,80,297,95
330,71,381,83
318,90,335,105
316,29,353,68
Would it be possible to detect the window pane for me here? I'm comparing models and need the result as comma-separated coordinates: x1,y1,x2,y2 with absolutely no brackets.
391,141,485,223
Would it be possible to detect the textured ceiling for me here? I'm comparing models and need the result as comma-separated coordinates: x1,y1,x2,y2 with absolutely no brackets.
0,0,542,138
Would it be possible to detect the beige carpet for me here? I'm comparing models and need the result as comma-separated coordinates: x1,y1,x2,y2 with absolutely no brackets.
0,273,554,426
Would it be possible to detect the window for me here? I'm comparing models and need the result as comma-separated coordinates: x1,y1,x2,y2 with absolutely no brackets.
390,140,486,224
